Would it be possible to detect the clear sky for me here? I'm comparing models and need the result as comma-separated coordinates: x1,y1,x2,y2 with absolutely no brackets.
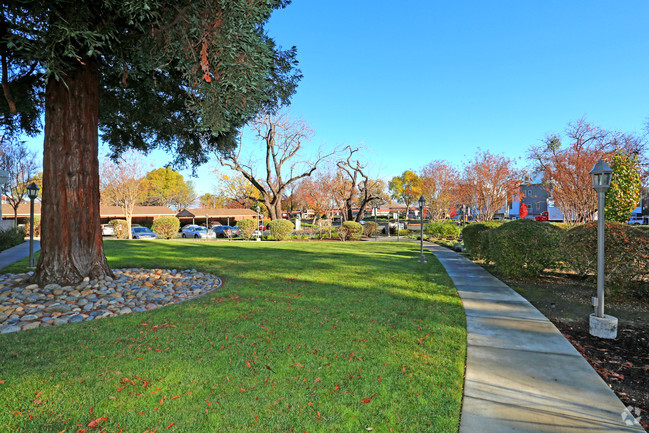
25,1,649,195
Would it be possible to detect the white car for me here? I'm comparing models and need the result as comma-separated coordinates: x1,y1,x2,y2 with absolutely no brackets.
181,225,216,239
627,216,646,225
101,224,115,236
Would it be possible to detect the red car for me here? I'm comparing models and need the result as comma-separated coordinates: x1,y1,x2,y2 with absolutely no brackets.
534,212,549,222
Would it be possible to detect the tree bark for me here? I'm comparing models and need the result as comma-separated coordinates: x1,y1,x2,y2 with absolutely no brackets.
31,60,112,286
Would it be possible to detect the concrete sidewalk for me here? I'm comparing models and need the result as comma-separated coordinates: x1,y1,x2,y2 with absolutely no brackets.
0,240,40,270
426,244,644,433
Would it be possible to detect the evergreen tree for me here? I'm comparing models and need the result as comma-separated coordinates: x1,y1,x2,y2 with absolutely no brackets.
605,149,641,222
1,0,300,285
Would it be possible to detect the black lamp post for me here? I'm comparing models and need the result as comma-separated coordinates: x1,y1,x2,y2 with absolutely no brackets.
27,182,39,268
418,195,426,263
588,159,617,339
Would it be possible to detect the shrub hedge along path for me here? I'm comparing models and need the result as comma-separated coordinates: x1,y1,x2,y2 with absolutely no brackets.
0,240,466,432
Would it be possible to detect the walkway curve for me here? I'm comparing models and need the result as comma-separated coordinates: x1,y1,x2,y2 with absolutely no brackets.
426,244,644,433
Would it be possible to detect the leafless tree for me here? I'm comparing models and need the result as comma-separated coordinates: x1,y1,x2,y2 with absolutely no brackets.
217,112,334,220
100,151,147,239
336,145,386,222
0,136,39,226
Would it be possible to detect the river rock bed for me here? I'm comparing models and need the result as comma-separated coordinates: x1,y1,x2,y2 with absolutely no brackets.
0,269,222,334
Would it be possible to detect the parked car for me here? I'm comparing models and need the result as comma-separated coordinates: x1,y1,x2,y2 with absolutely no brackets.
101,224,115,236
534,212,549,222
181,225,216,239
213,225,241,238
131,226,158,239
628,216,646,225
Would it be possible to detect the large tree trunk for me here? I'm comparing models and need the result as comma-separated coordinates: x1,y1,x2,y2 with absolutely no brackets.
31,60,112,286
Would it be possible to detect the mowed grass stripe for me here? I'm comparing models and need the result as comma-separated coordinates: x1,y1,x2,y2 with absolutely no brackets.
0,241,466,432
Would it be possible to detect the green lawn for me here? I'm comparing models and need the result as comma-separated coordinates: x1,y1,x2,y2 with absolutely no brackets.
0,240,466,432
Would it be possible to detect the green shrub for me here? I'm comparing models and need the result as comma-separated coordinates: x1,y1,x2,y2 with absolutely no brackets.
268,219,294,241
0,226,25,252
338,221,363,241
486,219,561,278
560,222,649,296
109,219,129,239
462,221,502,258
397,229,410,237
151,216,180,239
24,216,41,237
237,218,258,240
363,221,378,237
425,221,461,239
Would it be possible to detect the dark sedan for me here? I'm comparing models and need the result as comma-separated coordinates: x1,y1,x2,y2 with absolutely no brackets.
213,225,241,238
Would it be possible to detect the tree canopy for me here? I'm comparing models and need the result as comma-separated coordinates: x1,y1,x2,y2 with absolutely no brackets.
2,0,301,285
141,167,196,210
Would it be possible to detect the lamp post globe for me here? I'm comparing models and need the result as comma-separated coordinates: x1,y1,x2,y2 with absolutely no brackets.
27,183,40,268
588,160,617,339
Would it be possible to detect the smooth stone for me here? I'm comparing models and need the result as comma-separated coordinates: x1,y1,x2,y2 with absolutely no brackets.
22,322,40,330
21,314,40,321
1,325,21,333
25,284,39,290
118,307,132,315
69,315,84,323
45,304,70,313
53,317,69,326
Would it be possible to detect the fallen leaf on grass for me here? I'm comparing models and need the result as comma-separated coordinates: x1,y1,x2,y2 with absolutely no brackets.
166,422,175,429
87,417,106,428
360,394,376,404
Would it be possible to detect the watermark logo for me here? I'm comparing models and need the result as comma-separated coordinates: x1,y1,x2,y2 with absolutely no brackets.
621,405,642,427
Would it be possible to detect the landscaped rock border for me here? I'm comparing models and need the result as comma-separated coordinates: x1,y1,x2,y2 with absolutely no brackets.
0,269,222,334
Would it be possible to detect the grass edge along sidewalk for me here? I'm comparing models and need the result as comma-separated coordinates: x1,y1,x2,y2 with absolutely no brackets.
0,240,466,432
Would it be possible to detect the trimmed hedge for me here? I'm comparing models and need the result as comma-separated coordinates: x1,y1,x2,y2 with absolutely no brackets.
237,218,258,240
485,219,562,278
109,219,129,239
151,216,180,239
561,222,649,295
268,219,294,241
0,226,25,252
461,221,502,259
363,221,378,237
339,221,363,241
425,221,461,239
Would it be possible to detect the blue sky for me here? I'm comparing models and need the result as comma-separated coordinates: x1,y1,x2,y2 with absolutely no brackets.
26,1,649,195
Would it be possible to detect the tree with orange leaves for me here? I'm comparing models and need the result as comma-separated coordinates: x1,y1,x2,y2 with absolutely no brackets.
528,119,612,223
458,150,522,222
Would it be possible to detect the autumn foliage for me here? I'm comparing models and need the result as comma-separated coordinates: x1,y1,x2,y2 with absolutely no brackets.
519,202,528,219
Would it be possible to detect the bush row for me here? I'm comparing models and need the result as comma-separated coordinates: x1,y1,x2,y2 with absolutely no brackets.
462,219,649,297
0,226,26,252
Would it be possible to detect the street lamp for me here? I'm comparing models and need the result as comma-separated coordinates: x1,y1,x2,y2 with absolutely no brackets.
27,182,39,268
206,213,209,228
418,195,426,263
588,159,617,339
256,203,261,242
